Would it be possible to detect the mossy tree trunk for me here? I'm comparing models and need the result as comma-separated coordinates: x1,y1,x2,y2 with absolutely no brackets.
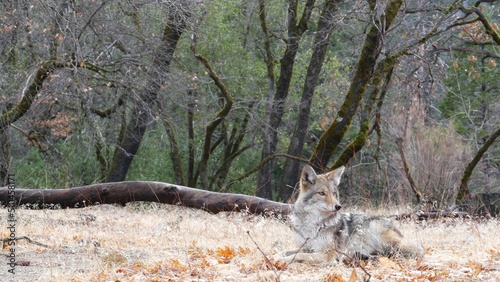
310,0,403,173
456,126,500,205
331,55,397,169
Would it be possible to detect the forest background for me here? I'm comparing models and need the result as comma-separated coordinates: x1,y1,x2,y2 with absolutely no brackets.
0,0,499,213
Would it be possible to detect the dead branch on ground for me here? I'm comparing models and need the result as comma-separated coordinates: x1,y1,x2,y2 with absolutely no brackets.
0,182,292,218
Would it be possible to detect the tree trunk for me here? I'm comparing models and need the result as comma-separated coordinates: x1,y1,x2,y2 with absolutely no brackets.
331,55,396,169
456,126,500,204
187,90,196,187
256,0,315,199
161,117,186,186
0,182,292,217
281,0,340,202
310,0,403,172
106,15,186,182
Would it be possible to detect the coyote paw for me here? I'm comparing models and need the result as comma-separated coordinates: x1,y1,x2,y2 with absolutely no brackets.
272,252,294,264
273,251,331,265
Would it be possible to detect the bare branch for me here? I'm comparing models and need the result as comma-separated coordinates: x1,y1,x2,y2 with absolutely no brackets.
428,46,500,59
459,5,500,45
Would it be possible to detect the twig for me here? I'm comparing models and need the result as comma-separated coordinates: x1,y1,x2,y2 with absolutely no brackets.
246,231,281,281
333,248,372,282
394,210,470,220
1,236,51,248
287,238,310,265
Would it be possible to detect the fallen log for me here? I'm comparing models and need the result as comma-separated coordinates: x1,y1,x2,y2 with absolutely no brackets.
0,181,292,217
395,210,470,220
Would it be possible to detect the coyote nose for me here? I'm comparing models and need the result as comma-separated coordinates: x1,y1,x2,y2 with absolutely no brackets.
335,204,342,211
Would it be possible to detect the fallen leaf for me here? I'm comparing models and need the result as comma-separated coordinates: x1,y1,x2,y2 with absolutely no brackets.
378,257,399,269
348,269,357,282
323,272,345,282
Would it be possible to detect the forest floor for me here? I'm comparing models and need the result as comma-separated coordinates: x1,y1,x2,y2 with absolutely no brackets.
0,204,499,281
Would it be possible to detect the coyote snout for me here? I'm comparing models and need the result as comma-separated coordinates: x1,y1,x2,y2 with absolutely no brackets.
278,165,424,264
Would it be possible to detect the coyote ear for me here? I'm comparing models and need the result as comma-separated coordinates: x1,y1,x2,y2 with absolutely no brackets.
327,166,345,186
300,165,317,191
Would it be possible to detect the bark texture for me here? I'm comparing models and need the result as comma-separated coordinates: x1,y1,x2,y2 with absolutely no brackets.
310,0,403,172
0,182,292,217
106,15,186,182
456,126,500,204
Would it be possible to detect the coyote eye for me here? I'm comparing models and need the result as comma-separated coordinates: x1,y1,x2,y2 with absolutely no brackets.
317,192,326,196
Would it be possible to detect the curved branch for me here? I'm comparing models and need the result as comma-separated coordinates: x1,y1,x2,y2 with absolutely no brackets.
0,61,59,130
396,138,426,204
459,5,500,45
456,126,500,203
190,42,234,188
429,46,500,59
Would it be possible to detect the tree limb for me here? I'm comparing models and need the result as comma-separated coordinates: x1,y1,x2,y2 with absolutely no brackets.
0,61,59,130
429,46,500,59
456,126,500,204
459,5,500,45
190,35,234,188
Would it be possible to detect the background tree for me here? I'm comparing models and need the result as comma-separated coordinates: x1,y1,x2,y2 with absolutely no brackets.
106,5,189,182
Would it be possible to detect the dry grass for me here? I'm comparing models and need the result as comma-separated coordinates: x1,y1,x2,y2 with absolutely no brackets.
1,204,499,281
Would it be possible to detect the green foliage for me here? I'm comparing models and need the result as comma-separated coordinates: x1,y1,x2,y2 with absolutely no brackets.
439,53,499,137
11,147,47,188
126,127,175,182
176,0,268,99
11,137,102,189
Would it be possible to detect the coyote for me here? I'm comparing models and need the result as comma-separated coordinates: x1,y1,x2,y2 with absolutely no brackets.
279,165,423,264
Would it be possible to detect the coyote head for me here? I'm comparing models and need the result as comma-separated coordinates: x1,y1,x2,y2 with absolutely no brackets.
296,165,345,214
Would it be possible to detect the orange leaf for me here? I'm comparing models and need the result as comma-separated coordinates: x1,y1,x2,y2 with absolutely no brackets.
348,269,357,282
272,260,287,270
170,259,188,271
216,246,236,264
378,256,399,269
324,272,345,282
467,55,477,63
